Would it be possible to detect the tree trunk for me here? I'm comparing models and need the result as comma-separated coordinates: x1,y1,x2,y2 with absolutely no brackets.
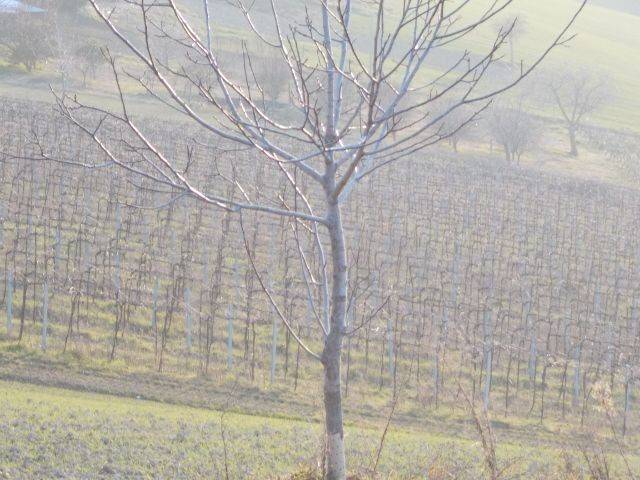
568,125,578,157
322,196,347,480
503,144,512,163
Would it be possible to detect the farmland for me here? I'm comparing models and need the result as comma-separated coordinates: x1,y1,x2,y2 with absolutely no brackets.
1,97,640,476
2,0,640,478
7,378,637,479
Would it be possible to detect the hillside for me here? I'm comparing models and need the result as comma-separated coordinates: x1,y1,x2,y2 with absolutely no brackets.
1,3,640,479
0,0,639,131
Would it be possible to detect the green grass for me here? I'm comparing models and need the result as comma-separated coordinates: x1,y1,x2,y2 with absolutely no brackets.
500,0,640,131
1,0,639,131
0,379,462,478
1,275,638,450
2,379,638,479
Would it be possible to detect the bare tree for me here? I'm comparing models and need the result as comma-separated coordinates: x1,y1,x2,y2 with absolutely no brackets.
39,1,585,478
548,68,609,156
486,98,539,164
75,41,106,87
254,44,290,104
436,101,478,153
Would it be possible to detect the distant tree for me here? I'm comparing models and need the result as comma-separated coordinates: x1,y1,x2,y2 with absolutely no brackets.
254,45,290,104
548,69,609,157
0,12,55,71
487,99,539,164
75,42,105,86
437,102,478,153
54,26,77,91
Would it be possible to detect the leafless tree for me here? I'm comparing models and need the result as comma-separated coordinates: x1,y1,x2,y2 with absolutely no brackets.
38,1,586,478
75,41,106,87
253,44,290,104
486,98,539,164
436,101,478,153
54,23,78,92
548,68,610,157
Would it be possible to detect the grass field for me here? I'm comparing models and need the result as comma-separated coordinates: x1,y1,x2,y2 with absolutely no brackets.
1,0,639,131
2,376,639,479
0,379,478,479
1,342,639,479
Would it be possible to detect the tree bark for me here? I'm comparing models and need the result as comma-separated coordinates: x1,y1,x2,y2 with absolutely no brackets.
322,192,347,480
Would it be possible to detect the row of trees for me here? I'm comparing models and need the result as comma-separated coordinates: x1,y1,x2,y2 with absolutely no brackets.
0,11,294,93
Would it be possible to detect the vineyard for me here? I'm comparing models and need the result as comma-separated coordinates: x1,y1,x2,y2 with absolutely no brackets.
0,97,638,451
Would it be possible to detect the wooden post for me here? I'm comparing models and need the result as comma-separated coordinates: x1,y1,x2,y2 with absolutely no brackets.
151,278,159,329
184,287,192,352
41,280,49,351
5,271,13,336
226,303,234,370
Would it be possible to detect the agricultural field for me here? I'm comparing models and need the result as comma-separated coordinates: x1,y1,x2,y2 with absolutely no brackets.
1,98,640,477
5,379,637,479
2,0,640,479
